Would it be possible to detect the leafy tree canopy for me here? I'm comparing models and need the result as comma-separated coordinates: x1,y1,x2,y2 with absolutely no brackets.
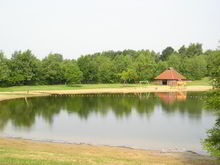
0,43,218,86
161,46,174,61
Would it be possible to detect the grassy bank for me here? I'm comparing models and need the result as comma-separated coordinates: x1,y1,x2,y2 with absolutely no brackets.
186,77,211,86
0,78,211,92
0,84,141,92
0,138,218,165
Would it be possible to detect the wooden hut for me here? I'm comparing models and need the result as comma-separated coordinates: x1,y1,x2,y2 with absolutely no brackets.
154,67,186,85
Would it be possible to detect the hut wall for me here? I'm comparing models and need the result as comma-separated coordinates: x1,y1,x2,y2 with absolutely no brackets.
167,80,177,85
154,80,179,85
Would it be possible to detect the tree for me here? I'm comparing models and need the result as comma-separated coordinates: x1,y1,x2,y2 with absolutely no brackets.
203,50,220,159
77,55,98,83
167,54,182,73
204,90,220,159
62,60,83,84
134,53,157,81
0,51,10,86
96,56,115,83
182,55,207,80
120,68,138,83
203,118,220,159
41,53,64,84
207,51,220,88
185,43,203,57
8,50,40,85
155,61,168,76
160,47,174,61
122,49,137,57
178,45,186,55
178,43,203,58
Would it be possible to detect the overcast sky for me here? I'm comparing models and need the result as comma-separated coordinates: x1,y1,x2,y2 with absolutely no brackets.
0,0,219,59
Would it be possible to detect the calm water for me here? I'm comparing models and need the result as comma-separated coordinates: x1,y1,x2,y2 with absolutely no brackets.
0,92,217,154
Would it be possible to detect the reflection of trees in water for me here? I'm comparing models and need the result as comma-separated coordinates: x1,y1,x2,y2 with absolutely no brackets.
64,94,159,119
157,92,204,120
0,92,204,129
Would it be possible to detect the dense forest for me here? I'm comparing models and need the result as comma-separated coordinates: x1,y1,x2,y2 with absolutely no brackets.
0,43,220,87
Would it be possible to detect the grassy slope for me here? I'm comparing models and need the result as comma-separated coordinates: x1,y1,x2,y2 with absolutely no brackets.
0,78,211,92
186,77,211,86
0,138,218,165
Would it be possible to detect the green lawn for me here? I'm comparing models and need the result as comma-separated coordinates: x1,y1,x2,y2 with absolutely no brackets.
186,77,211,86
0,78,211,92
0,84,147,92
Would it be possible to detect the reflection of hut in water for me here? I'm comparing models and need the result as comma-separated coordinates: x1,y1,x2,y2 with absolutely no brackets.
154,67,186,85
156,92,187,104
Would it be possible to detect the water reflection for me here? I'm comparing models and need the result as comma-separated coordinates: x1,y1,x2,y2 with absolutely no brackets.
0,92,205,130
156,92,187,104
158,92,204,120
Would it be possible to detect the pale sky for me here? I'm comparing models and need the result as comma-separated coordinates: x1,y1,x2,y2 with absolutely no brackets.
0,0,219,59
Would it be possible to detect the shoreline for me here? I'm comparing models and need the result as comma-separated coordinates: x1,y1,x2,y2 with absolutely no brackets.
0,135,210,155
0,137,217,165
0,85,213,102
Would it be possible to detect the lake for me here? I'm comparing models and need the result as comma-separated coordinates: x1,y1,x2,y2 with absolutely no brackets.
0,92,217,154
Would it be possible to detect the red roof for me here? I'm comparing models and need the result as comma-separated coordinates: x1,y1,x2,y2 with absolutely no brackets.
155,68,186,80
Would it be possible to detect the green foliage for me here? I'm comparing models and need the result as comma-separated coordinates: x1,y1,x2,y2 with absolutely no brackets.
134,52,157,81
155,61,168,76
120,68,138,83
203,117,220,159
167,54,182,72
206,89,220,111
182,56,207,80
41,53,65,84
77,55,98,83
0,43,218,86
8,50,40,85
179,43,203,58
178,45,186,55
96,56,115,83
186,43,203,57
203,52,220,159
0,52,10,86
62,60,83,84
161,46,174,61
207,51,220,88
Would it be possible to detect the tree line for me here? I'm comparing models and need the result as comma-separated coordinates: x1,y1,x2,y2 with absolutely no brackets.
0,43,220,86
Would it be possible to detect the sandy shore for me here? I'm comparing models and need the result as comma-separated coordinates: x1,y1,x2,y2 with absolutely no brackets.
0,85,212,102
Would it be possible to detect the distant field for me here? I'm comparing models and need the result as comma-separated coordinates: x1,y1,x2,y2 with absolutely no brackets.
0,84,146,92
0,78,211,92
186,77,211,86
